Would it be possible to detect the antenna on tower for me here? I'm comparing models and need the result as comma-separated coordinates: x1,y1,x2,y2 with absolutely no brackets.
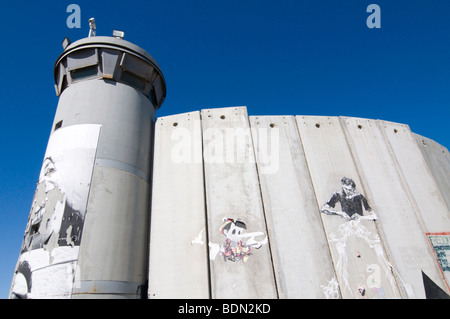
88,18,96,37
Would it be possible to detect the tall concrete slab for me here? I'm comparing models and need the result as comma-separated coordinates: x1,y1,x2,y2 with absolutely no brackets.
379,121,450,293
201,106,277,299
341,117,447,298
379,121,449,233
413,134,450,211
148,112,209,298
413,134,450,294
249,115,337,298
296,116,400,299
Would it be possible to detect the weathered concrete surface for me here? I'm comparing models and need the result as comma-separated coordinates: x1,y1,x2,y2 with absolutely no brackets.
250,115,337,298
380,121,449,233
148,112,209,298
296,116,401,299
413,133,450,212
413,133,450,292
378,121,450,295
73,166,150,298
66,80,154,299
341,117,447,298
201,106,277,299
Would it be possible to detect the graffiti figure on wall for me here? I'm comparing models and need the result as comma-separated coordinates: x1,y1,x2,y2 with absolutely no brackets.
319,177,402,298
208,218,268,263
321,177,377,221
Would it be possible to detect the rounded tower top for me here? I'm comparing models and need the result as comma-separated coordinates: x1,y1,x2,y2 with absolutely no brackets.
54,36,166,110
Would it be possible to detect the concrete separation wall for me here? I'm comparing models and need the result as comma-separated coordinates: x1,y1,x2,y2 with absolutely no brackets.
296,116,401,299
414,134,450,211
341,118,446,298
201,107,277,299
148,111,209,298
148,106,450,299
250,115,336,298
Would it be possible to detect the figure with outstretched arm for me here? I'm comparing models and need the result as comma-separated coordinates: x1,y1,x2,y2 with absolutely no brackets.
208,218,268,263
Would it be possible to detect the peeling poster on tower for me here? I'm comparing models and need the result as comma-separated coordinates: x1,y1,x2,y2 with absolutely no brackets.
10,124,100,299
427,233,450,288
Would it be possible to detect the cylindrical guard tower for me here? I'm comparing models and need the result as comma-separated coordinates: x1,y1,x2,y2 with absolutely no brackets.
9,35,166,299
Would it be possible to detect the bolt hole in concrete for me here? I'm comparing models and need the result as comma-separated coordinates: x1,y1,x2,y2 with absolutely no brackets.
270,123,275,128
220,115,225,119
173,122,178,127
315,123,320,128
394,129,398,133
358,125,362,129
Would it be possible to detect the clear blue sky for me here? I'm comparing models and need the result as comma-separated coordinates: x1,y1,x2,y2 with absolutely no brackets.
0,0,449,298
